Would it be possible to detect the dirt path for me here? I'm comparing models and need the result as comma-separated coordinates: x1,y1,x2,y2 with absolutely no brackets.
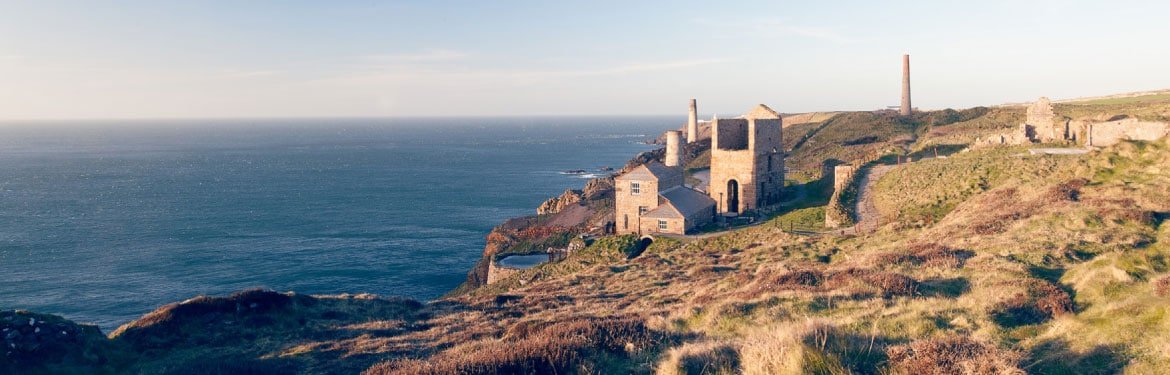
853,165,894,233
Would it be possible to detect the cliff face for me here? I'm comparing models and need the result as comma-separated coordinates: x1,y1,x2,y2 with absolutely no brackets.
451,176,619,295
536,189,582,215
12,104,1170,374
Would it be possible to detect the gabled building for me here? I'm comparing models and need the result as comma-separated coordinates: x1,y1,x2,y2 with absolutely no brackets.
614,102,783,235
614,130,716,235
639,185,716,234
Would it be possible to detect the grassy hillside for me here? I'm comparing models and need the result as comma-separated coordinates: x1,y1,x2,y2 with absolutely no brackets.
390,138,1169,374
8,103,1170,374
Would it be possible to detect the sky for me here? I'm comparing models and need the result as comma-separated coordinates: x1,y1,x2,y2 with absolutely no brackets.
1,0,1168,119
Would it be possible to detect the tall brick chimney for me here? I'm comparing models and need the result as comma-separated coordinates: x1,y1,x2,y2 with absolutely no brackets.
665,130,683,167
900,54,912,116
687,98,698,143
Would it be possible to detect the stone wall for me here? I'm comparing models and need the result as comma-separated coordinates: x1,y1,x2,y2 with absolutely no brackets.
710,149,756,214
714,119,749,151
1025,97,1064,142
825,165,856,228
614,177,660,234
832,165,855,192
708,110,785,215
1088,118,1170,147
639,216,685,235
486,261,522,284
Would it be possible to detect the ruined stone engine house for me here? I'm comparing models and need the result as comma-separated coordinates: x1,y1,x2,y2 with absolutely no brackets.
615,102,785,235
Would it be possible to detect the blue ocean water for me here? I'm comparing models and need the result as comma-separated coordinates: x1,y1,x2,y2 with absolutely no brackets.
0,117,667,332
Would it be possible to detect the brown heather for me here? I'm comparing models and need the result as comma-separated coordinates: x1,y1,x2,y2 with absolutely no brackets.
886,336,1024,375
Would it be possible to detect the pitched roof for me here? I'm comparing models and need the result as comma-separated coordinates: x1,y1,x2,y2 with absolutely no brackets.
744,104,781,120
615,161,681,182
642,202,683,219
645,186,715,219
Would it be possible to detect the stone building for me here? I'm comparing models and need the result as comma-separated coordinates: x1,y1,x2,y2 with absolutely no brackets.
614,160,714,235
708,104,785,215
615,102,784,235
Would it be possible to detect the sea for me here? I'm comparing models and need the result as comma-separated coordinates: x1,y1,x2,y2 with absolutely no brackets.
0,117,669,333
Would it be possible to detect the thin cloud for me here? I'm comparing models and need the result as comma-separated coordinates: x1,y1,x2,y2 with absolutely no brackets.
695,18,857,44
221,69,281,78
364,49,469,63
309,57,731,87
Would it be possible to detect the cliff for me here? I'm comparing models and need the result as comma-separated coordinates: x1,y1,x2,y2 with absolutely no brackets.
8,99,1170,374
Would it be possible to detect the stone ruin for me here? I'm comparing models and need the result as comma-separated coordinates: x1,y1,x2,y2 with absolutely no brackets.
825,165,855,228
973,96,1169,149
974,97,1060,148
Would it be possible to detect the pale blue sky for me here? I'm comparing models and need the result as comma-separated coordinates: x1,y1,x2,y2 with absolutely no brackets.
1,0,1167,119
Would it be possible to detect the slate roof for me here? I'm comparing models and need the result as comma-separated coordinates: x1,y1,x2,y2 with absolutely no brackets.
643,186,715,219
615,161,682,182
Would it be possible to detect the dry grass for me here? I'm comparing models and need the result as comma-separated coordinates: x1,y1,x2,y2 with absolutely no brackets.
874,243,972,269
738,320,883,375
886,336,1024,375
366,317,665,375
656,341,740,375
1154,275,1170,297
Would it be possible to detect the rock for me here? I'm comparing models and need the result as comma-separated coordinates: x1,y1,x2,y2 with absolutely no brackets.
536,189,583,215
582,177,614,200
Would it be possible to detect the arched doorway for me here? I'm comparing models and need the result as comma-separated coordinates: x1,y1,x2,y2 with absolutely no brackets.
727,180,739,213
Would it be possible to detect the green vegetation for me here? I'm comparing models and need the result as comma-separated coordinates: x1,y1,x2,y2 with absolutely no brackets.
871,146,1084,227
1063,92,1170,106
11,99,1170,374
1055,99,1170,122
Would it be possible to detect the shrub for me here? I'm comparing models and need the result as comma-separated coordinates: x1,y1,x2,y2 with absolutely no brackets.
990,279,1074,327
368,317,665,375
885,336,1024,375
738,268,824,298
875,243,972,269
656,341,740,375
1153,275,1170,297
825,268,919,297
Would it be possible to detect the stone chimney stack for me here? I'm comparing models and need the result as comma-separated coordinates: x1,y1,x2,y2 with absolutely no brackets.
687,98,698,143
900,54,912,116
665,130,683,167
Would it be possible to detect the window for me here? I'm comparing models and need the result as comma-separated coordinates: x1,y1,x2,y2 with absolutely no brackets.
630,182,641,195
623,214,628,229
639,206,648,215
658,220,668,230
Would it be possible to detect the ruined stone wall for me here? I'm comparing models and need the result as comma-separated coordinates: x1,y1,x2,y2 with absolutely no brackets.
486,261,521,284
614,178,661,234
1025,97,1063,142
710,149,756,214
709,115,784,214
713,119,749,151
825,165,860,228
832,165,855,192
752,118,785,206
1088,119,1170,147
